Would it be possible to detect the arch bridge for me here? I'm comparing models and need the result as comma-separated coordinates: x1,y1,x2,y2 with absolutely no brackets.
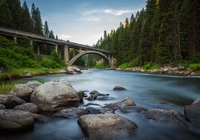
0,27,115,68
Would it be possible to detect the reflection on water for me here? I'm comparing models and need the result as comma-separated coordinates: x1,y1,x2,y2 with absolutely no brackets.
1,70,200,140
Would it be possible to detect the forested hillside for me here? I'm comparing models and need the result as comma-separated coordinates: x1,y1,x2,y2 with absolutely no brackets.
88,0,200,68
0,0,66,73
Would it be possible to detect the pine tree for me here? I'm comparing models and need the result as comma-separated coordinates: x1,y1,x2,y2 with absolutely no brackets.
21,1,33,32
0,0,12,28
49,30,55,39
43,21,49,37
31,4,43,35
6,0,22,30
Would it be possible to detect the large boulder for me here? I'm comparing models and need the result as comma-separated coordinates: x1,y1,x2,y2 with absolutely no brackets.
184,98,200,122
26,81,42,90
66,66,81,74
10,84,33,101
30,80,80,113
13,103,38,113
78,114,138,140
0,109,34,131
145,109,187,127
104,97,136,110
0,95,26,109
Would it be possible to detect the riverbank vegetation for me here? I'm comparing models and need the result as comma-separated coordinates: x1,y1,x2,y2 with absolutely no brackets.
87,0,200,73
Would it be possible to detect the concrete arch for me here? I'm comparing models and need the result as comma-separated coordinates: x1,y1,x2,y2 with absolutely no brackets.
69,51,114,68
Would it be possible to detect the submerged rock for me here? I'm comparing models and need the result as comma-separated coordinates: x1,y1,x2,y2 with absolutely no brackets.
113,86,127,90
104,97,136,110
119,106,148,113
145,109,187,127
184,98,200,122
78,113,138,140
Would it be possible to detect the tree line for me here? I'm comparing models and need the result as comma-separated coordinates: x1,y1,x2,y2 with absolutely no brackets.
0,0,55,38
88,0,200,68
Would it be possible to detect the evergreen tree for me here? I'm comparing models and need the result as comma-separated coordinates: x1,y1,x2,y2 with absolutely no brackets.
31,4,43,35
21,1,33,32
43,20,49,37
0,0,12,28
49,30,55,39
6,0,22,30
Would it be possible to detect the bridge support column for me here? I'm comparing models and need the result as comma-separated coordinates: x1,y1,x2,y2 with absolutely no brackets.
64,45,69,63
73,47,75,57
37,46,40,55
59,47,62,59
13,36,17,44
30,40,33,46
55,44,58,53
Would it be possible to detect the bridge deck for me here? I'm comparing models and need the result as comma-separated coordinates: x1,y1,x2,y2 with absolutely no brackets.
0,27,112,54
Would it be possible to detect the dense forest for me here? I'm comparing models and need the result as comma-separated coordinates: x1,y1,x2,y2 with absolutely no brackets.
0,0,66,72
88,0,200,69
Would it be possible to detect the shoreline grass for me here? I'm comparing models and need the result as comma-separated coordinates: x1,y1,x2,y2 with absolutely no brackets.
0,67,65,81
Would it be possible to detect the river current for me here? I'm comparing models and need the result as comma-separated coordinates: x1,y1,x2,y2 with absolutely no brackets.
1,70,200,140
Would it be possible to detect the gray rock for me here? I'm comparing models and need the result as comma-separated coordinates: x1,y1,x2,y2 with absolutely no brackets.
78,114,138,140
145,109,187,127
0,95,26,109
30,80,80,113
184,98,200,122
23,71,32,77
10,84,33,101
86,90,109,101
14,103,38,113
104,97,136,110
0,109,34,131
157,101,177,107
0,104,5,109
53,107,89,118
113,86,127,90
66,66,81,74
120,106,148,113
26,81,42,90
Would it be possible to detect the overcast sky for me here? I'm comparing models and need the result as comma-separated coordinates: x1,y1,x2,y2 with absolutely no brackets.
20,0,147,46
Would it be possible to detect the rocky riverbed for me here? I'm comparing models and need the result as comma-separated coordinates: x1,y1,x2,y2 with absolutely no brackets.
0,79,200,139
117,65,199,76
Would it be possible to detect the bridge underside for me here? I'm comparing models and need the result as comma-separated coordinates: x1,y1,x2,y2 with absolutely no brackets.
68,51,115,68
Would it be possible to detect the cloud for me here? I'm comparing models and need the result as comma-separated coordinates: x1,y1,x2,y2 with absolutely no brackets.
103,9,135,16
81,8,137,16
79,17,101,22
59,34,71,40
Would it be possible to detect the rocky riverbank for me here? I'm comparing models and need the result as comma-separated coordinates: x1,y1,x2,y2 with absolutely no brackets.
0,79,200,139
116,65,199,76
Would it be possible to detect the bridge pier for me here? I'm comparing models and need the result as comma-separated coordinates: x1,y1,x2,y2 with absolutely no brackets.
58,46,62,59
13,36,17,44
37,46,40,55
64,45,69,63
55,44,58,53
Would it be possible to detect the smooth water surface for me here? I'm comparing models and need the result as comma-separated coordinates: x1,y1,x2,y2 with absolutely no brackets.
1,70,200,140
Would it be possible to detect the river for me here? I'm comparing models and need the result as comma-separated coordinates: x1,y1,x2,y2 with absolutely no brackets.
1,70,200,140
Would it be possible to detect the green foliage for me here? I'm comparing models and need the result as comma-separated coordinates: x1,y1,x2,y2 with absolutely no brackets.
0,35,16,48
189,64,200,71
144,62,159,70
40,58,62,68
191,53,200,63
